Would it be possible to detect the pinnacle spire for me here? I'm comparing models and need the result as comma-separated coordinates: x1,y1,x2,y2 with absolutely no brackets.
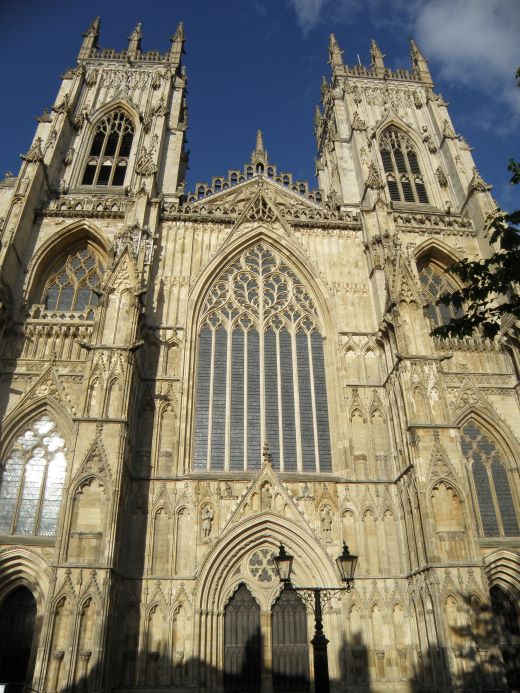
251,129,268,166
78,17,100,59
370,39,385,77
128,22,142,58
329,33,344,74
410,40,432,84
170,21,185,65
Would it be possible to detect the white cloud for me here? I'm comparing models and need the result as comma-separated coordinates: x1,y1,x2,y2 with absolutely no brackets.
287,0,520,120
414,0,520,116
286,0,331,34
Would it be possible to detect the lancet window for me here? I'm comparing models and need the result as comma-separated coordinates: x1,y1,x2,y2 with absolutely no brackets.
379,127,429,204
81,110,134,187
193,244,332,472
41,247,104,315
460,421,519,537
419,260,463,327
0,416,67,537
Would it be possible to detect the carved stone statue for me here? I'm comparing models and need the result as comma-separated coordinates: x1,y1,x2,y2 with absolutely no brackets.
321,505,333,536
200,504,214,539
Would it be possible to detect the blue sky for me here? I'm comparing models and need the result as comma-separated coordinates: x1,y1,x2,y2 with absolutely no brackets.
0,0,518,209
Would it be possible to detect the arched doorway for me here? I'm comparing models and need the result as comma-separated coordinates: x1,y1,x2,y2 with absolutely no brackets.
0,587,37,690
272,588,310,691
490,585,520,689
224,583,261,692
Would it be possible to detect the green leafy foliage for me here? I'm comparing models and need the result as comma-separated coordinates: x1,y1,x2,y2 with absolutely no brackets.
432,160,520,340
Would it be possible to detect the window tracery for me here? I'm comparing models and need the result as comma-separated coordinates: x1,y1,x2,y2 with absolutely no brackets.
460,420,519,537
194,243,332,473
379,127,428,204
41,247,104,315
0,416,67,537
81,110,134,187
418,260,462,327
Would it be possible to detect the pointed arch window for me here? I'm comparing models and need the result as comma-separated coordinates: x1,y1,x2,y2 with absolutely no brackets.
418,259,463,327
0,415,67,537
379,127,429,204
81,110,134,187
193,243,332,473
41,246,104,316
460,420,519,537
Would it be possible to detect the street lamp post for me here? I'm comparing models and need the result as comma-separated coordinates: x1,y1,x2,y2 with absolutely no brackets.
274,543,358,693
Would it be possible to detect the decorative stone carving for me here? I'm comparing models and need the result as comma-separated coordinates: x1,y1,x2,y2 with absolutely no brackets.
469,166,492,192
200,504,214,540
436,166,448,187
366,162,384,190
64,148,74,166
21,137,44,162
442,119,458,140
135,136,158,176
422,126,437,153
351,111,367,131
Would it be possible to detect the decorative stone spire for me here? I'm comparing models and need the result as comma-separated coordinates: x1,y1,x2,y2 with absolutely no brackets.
78,17,100,59
169,21,185,64
251,129,269,167
262,442,273,466
410,40,433,84
127,22,143,59
370,39,385,77
329,34,344,74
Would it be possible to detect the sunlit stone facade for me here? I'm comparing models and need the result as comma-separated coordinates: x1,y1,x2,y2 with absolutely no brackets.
0,20,519,693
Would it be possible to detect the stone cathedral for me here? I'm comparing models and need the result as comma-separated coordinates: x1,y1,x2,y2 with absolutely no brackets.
0,17,519,693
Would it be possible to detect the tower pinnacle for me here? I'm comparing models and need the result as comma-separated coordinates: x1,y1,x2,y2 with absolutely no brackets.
170,21,185,64
78,17,100,59
128,22,143,58
251,129,269,166
329,34,344,74
370,39,385,77
410,40,433,84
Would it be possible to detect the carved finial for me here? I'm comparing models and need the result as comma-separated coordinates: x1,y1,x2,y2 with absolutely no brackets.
21,137,44,163
314,105,322,131
410,40,432,84
321,75,329,100
329,33,344,73
370,39,385,77
128,22,143,58
251,129,269,166
170,21,185,63
262,442,273,466
78,17,100,59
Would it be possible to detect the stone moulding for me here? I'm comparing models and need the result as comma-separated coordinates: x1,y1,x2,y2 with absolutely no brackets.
394,211,475,235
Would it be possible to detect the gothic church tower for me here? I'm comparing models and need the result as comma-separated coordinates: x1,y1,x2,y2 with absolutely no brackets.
0,21,519,693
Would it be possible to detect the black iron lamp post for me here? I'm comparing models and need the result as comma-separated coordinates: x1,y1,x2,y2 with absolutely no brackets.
274,542,358,693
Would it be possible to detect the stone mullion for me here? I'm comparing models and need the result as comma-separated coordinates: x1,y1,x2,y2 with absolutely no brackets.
259,278,266,451
276,330,284,472
224,326,232,471
243,330,248,471
206,328,216,471
306,332,320,472
291,329,303,472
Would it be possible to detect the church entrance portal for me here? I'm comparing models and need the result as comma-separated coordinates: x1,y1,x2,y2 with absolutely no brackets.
0,587,37,692
224,583,310,692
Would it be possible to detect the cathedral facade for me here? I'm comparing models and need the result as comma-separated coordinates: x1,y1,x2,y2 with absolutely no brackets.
0,19,519,693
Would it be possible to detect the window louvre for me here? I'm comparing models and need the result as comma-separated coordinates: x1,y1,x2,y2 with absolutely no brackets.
379,127,429,204
81,110,134,187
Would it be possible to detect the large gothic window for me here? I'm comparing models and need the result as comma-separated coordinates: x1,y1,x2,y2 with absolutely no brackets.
41,247,104,315
193,244,332,472
419,260,463,327
379,127,429,204
81,110,134,187
0,416,67,537
460,421,519,537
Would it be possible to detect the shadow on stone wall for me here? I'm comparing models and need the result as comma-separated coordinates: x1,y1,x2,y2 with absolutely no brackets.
4,593,519,693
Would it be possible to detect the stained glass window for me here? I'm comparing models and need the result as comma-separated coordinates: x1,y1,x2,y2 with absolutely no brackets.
81,110,134,187
379,127,429,204
460,420,519,537
0,416,67,537
419,261,463,327
193,243,332,472
42,247,104,313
